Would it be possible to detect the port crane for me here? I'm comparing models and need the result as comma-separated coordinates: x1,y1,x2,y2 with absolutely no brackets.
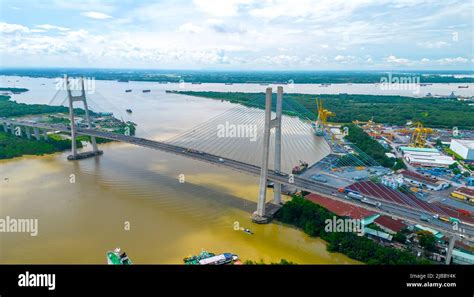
313,97,335,136
409,122,433,148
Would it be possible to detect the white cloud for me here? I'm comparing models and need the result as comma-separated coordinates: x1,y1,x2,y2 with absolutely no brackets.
437,57,469,65
36,24,70,31
417,41,449,49
193,0,253,17
177,22,204,33
81,11,113,20
385,55,413,66
0,22,29,34
334,55,356,63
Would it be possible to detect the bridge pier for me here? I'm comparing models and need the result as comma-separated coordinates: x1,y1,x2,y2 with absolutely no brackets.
25,126,31,140
11,125,15,135
445,236,455,265
2,122,8,133
42,129,48,141
65,75,102,161
252,86,283,224
33,127,40,141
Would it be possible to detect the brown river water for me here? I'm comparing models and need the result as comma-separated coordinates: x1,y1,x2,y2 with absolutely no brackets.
0,76,359,264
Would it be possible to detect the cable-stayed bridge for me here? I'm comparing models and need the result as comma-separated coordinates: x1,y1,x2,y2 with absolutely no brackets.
1,77,472,258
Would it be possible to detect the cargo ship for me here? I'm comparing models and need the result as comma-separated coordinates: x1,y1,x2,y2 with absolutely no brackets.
184,251,239,265
125,89,132,92
142,89,151,93
126,109,132,113
106,247,132,265
458,85,469,88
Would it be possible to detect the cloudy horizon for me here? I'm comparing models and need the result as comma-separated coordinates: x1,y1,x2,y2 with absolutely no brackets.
0,0,473,70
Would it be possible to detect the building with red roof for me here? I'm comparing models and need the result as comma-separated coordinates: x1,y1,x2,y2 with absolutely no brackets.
305,193,376,220
374,216,407,234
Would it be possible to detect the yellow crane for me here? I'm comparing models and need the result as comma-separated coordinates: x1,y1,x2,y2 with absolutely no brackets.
409,122,433,148
313,97,335,136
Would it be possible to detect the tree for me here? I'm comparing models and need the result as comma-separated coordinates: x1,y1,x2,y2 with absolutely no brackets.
417,231,436,251
393,232,407,244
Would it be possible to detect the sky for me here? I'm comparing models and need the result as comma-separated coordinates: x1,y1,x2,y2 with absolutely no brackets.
0,0,473,70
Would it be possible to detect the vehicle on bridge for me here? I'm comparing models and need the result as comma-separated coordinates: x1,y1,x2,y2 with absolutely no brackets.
420,215,430,222
361,197,382,208
292,160,308,174
346,191,364,201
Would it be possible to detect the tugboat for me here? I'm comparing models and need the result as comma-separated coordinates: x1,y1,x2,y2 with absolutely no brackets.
106,247,132,265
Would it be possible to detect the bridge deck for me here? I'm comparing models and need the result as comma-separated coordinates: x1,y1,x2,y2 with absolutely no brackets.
2,118,472,240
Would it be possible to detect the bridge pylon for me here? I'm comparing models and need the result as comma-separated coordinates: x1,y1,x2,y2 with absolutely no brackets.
445,235,456,265
65,75,103,160
252,86,283,224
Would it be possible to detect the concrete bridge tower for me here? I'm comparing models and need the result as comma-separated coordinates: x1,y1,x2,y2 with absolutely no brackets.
65,75,103,160
252,86,284,224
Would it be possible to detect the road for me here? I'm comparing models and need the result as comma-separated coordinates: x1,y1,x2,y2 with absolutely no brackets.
3,118,473,241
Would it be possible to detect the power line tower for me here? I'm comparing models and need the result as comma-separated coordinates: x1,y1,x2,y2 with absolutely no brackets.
65,75,103,160
252,86,283,224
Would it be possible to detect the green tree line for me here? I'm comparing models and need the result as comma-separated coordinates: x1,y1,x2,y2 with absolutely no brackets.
0,131,82,159
172,91,474,129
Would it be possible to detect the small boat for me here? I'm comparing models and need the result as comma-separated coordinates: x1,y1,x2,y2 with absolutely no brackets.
198,253,239,265
118,79,129,83
106,247,132,265
142,89,151,93
242,228,254,235
225,83,233,85
191,82,202,85
184,251,239,265
126,109,132,113
125,89,132,93
184,250,215,265
458,85,469,88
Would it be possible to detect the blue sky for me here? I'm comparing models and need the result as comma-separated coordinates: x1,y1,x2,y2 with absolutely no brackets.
0,0,473,70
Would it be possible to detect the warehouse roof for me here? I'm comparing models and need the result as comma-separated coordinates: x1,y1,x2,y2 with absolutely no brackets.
452,139,474,149
400,146,439,153
374,216,407,233
305,193,376,220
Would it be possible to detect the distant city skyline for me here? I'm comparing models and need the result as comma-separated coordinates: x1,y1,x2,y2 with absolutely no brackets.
0,0,473,70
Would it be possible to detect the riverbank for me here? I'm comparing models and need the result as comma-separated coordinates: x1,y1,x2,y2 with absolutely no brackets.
0,131,81,159
0,92,137,159
168,91,474,130
2,69,473,84
275,195,432,264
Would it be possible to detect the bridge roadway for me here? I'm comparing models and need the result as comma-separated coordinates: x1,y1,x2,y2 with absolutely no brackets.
3,118,473,241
